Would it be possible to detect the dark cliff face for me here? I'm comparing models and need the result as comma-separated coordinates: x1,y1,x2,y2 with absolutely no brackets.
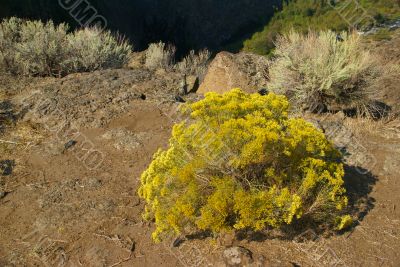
0,0,281,54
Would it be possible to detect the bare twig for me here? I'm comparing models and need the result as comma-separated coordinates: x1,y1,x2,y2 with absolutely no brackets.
108,252,133,267
93,233,113,241
48,239,68,243
0,139,19,145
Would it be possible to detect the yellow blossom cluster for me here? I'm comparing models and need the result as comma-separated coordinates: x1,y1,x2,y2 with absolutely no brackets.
138,89,350,242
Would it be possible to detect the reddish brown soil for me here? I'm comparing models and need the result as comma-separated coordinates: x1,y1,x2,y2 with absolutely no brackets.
0,66,399,266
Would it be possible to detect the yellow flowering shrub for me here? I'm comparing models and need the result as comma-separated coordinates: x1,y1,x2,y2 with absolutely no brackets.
138,89,349,242
335,215,353,231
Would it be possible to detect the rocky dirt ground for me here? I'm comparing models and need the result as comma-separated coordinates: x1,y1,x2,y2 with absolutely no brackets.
0,46,399,266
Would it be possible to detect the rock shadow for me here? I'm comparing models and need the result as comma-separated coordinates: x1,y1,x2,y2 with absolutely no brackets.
0,100,17,134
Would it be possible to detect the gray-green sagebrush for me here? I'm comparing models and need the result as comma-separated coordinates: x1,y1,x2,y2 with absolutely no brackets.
0,17,132,77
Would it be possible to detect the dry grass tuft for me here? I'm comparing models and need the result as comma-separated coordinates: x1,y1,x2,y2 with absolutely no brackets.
344,115,400,139
0,121,46,156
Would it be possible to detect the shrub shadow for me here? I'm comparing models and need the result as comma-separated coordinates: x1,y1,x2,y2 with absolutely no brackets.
342,165,376,222
0,100,17,134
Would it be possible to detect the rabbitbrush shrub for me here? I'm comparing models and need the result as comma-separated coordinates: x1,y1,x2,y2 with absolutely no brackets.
139,89,350,242
0,17,132,76
268,30,378,112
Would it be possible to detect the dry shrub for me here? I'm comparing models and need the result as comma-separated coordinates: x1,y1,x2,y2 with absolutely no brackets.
367,62,400,103
0,17,132,76
0,17,70,76
68,28,132,72
13,20,70,76
0,17,24,74
268,30,380,113
176,49,211,79
144,42,176,70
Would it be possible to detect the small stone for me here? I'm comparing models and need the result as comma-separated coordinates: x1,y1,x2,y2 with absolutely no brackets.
0,191,7,199
174,95,186,103
171,237,185,247
223,246,253,266
258,88,269,96
0,160,15,176
64,140,77,150
336,34,344,42
87,178,102,189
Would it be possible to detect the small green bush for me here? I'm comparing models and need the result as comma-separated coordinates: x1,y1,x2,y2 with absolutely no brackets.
139,89,349,242
267,30,378,112
0,17,132,76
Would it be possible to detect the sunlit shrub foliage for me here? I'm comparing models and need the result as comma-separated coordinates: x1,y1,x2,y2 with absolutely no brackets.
144,42,176,70
0,17,132,76
267,30,379,112
139,88,350,242
68,28,132,72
